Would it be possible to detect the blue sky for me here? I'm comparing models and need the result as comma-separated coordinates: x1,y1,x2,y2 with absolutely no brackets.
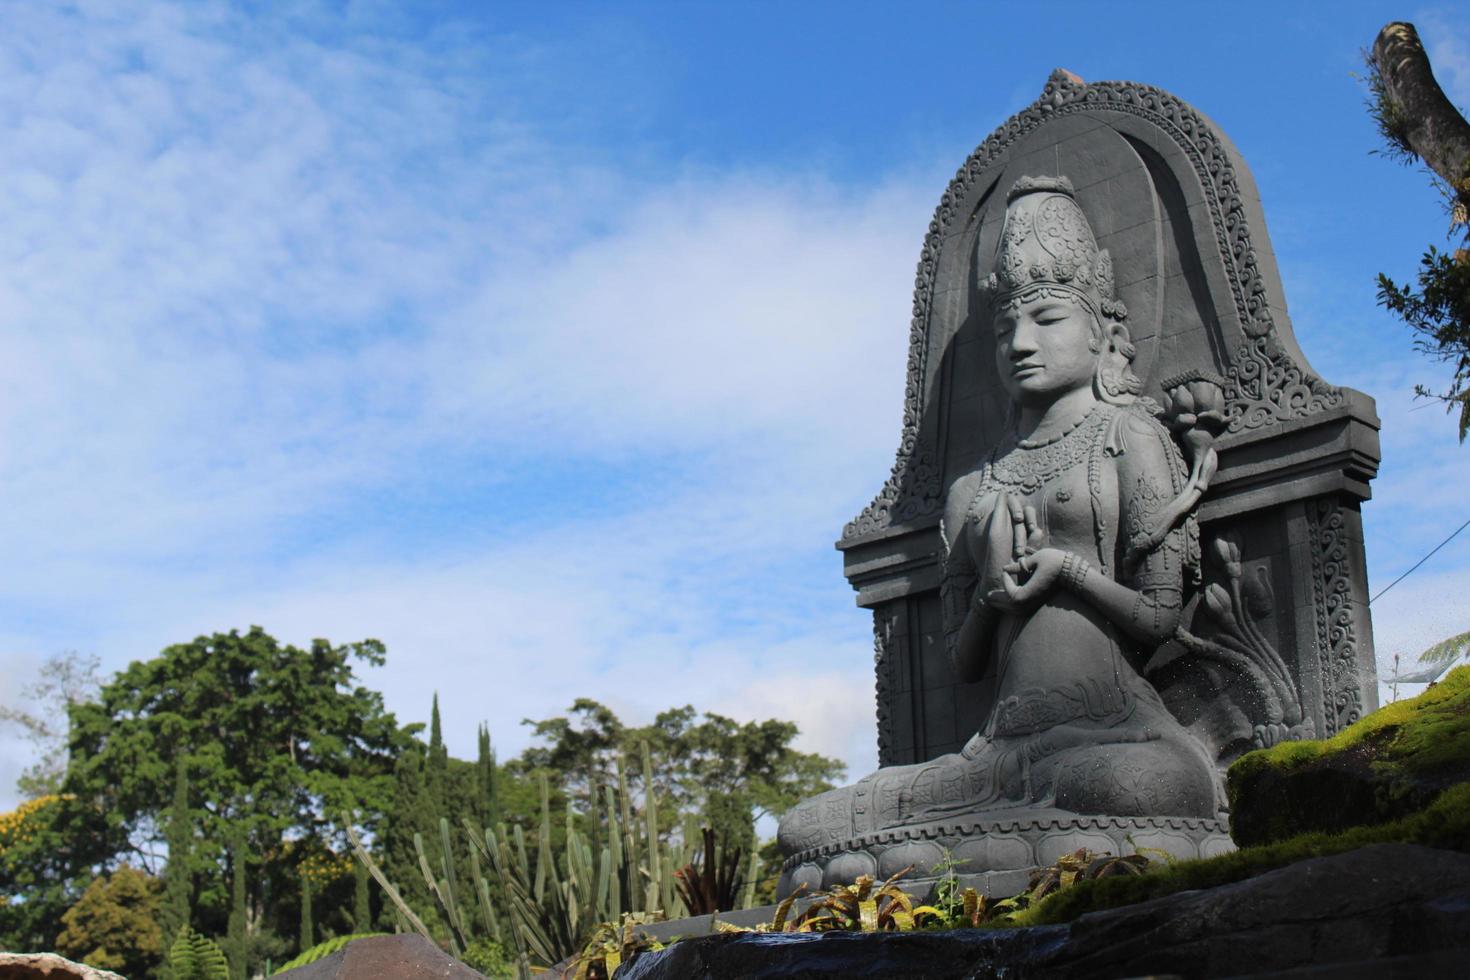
2,1,1469,811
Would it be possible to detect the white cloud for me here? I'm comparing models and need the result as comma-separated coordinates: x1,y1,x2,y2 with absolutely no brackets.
0,3,938,810
1421,10,1470,108
7,0,1470,825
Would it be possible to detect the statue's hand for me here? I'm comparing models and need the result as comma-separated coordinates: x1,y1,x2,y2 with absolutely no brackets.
987,547,1065,612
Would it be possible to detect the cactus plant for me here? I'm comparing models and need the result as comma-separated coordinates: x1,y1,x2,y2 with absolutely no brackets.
348,740,682,979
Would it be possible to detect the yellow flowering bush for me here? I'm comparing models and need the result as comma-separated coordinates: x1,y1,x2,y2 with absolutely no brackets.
0,794,71,861
298,849,355,886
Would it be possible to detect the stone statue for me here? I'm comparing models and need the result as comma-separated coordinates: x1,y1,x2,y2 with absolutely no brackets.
777,177,1225,889
781,71,1381,899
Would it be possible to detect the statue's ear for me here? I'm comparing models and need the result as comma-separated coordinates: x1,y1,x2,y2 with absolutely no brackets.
1095,319,1143,400
1105,319,1136,359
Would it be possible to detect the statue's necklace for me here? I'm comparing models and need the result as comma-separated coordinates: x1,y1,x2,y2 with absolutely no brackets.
1017,405,1097,449
985,405,1107,495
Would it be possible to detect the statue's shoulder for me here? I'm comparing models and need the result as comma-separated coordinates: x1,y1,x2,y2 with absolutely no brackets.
1106,398,1184,471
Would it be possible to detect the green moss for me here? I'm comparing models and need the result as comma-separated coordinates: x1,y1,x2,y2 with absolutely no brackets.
1226,667,1470,845
1012,756,1470,928
1231,665,1470,783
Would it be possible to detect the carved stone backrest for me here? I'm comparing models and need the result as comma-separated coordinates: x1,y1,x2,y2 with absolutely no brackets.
841,72,1381,769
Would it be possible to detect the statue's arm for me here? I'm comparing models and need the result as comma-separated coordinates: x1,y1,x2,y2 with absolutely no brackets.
1062,415,1186,646
941,475,992,683
1058,551,1182,647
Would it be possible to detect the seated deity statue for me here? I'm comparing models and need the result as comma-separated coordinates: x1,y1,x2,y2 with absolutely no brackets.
778,176,1221,858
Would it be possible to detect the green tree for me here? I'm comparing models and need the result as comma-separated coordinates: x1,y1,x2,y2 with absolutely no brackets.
641,706,846,856
516,699,845,855
380,736,434,922
476,723,498,829
61,627,408,965
161,753,194,971
0,793,102,952
428,694,449,818
55,864,164,978
1368,21,1470,439
515,699,626,809
225,832,247,980
351,859,371,933
298,872,314,954
0,651,103,799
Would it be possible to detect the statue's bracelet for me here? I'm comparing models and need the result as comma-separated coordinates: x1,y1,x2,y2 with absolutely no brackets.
1061,552,1092,591
970,587,988,612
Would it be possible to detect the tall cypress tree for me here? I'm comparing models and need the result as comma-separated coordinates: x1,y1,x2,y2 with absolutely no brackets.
158,753,192,980
299,873,314,953
476,724,497,830
352,859,371,933
161,754,192,938
427,694,448,820
226,829,248,980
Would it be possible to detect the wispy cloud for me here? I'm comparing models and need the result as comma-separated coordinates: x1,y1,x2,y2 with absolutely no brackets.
5,2,1470,817
1421,10,1470,108
0,2,932,808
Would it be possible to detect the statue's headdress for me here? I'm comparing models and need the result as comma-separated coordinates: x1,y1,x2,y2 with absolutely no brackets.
982,175,1140,400
982,175,1127,324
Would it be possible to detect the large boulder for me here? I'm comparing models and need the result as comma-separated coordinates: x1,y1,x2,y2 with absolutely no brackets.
615,844,1470,979
0,953,127,980
1228,665,1470,847
271,933,487,980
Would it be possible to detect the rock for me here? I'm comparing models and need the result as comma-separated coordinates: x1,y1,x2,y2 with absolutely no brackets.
1228,667,1470,846
613,927,1068,980
615,844,1470,979
0,952,127,980
272,933,487,980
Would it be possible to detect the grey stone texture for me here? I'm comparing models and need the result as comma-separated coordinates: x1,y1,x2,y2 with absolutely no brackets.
0,953,127,980
272,934,488,980
776,70,1380,896
617,845,1470,980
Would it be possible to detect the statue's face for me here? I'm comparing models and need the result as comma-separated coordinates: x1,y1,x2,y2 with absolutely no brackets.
992,294,1098,404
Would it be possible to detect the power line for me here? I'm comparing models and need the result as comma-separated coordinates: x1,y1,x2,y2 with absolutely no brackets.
1370,515,1470,605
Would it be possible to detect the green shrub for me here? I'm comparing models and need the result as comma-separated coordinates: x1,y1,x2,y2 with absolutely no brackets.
462,937,514,978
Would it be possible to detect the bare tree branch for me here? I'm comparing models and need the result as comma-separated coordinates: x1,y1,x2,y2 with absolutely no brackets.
1371,21,1470,204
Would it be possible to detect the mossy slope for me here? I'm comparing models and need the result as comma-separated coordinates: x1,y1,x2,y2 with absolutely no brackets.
1228,664,1470,846
1014,669,1470,928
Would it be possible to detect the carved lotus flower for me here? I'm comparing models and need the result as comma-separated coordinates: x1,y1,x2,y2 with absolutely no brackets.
1204,582,1235,625
1162,371,1229,437
1212,534,1243,581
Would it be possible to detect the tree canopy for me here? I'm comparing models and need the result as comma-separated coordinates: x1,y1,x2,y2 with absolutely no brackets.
516,697,845,854
2,631,845,971
66,627,406,873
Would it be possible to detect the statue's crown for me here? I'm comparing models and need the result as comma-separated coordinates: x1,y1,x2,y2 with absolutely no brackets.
983,175,1121,318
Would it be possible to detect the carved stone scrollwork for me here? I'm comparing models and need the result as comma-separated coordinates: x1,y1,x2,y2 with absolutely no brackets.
844,70,1343,540
1309,498,1365,736
872,609,899,767
1225,336,1344,432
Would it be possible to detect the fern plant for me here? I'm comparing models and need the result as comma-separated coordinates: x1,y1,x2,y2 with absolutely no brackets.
169,926,230,980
